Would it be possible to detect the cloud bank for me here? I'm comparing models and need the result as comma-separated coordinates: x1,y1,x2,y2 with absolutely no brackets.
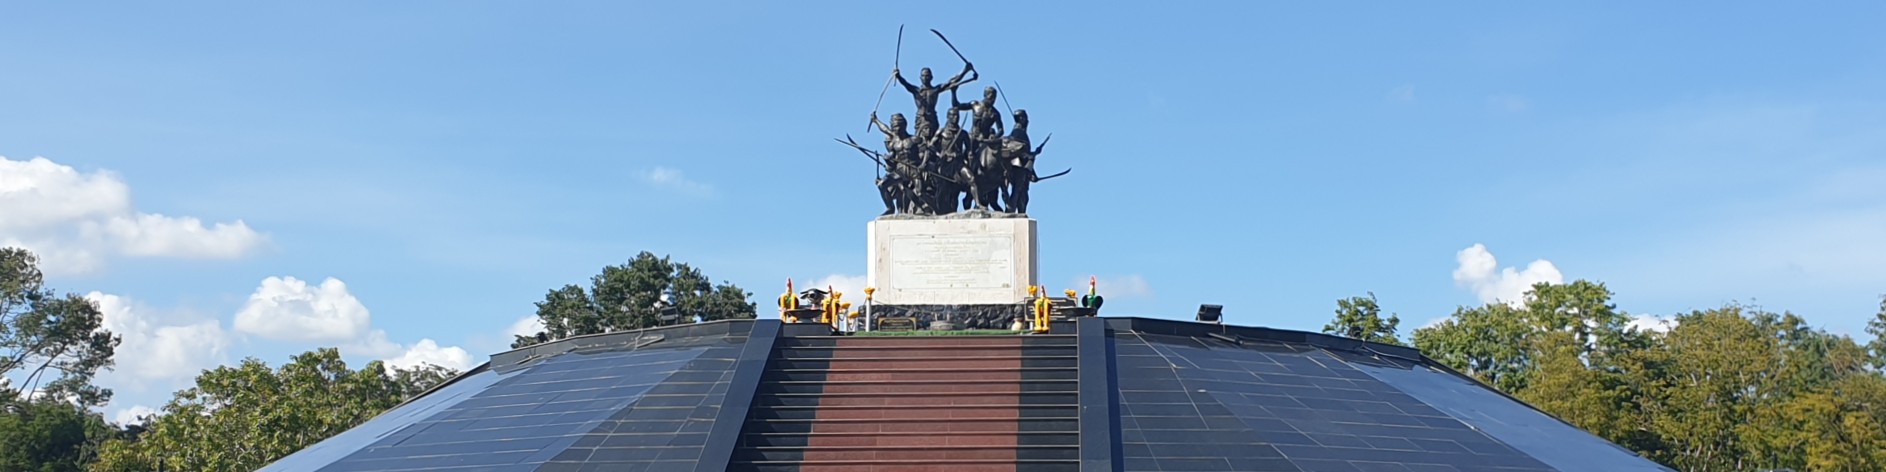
1453,243,1564,306
0,155,265,274
641,166,713,196
234,277,372,342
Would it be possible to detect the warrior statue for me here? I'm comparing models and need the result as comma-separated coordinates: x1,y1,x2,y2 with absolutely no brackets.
1002,109,1035,213
839,29,1068,217
954,86,1006,211
869,112,921,215
894,64,976,133
929,107,971,214
909,117,942,213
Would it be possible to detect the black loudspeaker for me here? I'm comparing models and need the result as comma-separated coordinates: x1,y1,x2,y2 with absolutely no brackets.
1197,304,1223,324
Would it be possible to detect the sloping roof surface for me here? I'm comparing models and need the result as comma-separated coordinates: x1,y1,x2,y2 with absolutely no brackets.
265,318,1672,472
1107,322,1668,472
262,322,753,472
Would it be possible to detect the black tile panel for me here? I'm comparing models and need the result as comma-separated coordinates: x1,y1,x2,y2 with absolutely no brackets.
259,323,759,472
1112,332,1303,472
1351,362,1675,472
1114,331,1569,472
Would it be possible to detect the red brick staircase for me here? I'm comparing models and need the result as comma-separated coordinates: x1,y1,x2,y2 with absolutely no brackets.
729,334,1081,472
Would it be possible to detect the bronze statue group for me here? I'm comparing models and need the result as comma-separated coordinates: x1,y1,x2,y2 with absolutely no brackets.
838,29,1066,217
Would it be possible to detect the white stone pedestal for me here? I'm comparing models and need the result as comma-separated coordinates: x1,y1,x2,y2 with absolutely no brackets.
867,217,1038,305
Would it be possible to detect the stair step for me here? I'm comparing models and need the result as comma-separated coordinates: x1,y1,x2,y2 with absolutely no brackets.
743,431,1079,448
770,356,1075,369
768,368,1076,382
777,347,1078,356
784,343,1077,349
748,404,1075,421
733,459,1079,465
762,391,1075,396
740,417,1077,434
729,332,1085,472
731,463,1078,472
761,404,1074,409
770,354,1075,361
761,383,1074,395
737,445,1079,462
731,459,1080,465
751,445,1076,450
773,379,1075,385
792,335,1072,343
749,408,1074,421
744,431,1074,436
779,366,1072,373
755,391,1077,407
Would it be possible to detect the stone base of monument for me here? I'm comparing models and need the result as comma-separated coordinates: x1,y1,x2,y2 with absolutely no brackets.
870,304,1031,330
867,215,1037,305
865,212,1040,331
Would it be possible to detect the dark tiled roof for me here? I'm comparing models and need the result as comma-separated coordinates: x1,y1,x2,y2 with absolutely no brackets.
261,317,1671,472
262,321,760,472
1103,318,1665,472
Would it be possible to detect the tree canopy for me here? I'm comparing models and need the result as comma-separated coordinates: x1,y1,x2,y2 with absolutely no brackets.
1321,292,1403,346
89,348,454,472
2,248,120,408
1378,280,1886,471
0,397,111,472
513,251,755,348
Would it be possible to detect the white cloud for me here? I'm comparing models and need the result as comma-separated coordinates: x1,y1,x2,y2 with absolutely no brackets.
1488,94,1531,113
1065,274,1152,299
1627,315,1678,333
1389,85,1417,103
641,166,713,196
233,276,371,342
0,156,129,230
383,339,474,372
2,236,106,275
112,405,157,425
23,388,81,405
0,155,265,274
344,329,404,358
86,292,231,386
507,315,546,338
84,214,263,258
808,274,868,299
229,276,473,373
1453,244,1563,306
346,329,474,372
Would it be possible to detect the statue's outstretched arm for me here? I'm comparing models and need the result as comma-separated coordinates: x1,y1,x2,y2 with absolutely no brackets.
893,69,919,94
944,65,977,90
950,91,973,112
870,114,894,136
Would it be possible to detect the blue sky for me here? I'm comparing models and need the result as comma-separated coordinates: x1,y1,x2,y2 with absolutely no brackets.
4,3,1884,421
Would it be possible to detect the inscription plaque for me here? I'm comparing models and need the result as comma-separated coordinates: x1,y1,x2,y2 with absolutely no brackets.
877,316,919,331
868,218,1037,305
888,235,1014,290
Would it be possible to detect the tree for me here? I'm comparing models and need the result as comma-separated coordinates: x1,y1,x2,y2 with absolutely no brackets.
89,348,454,472
1321,293,1402,346
2,247,120,408
1636,306,1788,471
1519,280,1639,362
513,252,755,348
1414,302,1533,392
1414,280,1644,393
1868,295,1886,370
0,397,110,472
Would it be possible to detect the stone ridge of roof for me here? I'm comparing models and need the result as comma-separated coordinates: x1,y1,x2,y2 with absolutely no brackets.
490,318,757,370
482,316,1429,370
1102,316,1426,363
